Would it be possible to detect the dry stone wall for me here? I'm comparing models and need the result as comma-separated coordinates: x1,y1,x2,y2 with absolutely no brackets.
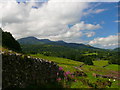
2,52,64,88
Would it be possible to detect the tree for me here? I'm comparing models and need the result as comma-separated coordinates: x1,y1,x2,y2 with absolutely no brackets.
2,28,21,52
108,52,120,65
84,56,93,65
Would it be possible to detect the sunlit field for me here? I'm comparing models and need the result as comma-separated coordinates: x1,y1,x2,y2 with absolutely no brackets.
31,54,120,88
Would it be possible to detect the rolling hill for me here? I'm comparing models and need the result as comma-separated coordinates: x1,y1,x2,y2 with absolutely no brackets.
17,36,100,50
17,36,112,64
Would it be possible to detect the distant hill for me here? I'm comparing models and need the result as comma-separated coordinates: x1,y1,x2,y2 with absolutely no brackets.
113,47,120,52
17,36,65,45
17,36,119,65
17,36,114,63
17,36,44,44
17,36,99,50
1,28,21,52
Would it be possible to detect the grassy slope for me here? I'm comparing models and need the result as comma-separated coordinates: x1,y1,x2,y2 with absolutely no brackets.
31,54,84,72
31,54,120,88
105,65,119,71
1,48,119,88
93,60,119,71
93,60,108,67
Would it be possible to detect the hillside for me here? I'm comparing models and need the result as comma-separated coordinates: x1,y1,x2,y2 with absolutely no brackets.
18,36,113,65
113,47,120,52
31,53,120,88
17,36,100,49
1,28,21,52
2,47,119,88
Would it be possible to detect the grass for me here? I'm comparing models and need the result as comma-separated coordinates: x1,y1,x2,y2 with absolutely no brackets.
31,54,83,72
83,53,98,56
2,48,119,88
0,45,2,48
105,64,119,71
31,54,120,88
93,60,119,71
93,60,108,67
70,81,88,88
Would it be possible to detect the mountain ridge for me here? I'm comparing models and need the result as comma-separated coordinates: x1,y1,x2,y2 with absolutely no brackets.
17,36,100,50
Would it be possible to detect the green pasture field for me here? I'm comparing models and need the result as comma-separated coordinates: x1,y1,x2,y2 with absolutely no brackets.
31,54,120,88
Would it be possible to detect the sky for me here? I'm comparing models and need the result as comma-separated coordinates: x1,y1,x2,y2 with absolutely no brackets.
0,0,119,49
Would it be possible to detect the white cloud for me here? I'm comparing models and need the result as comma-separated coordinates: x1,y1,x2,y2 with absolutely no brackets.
35,21,100,42
89,34,119,49
0,0,101,42
70,21,101,31
0,0,87,37
94,9,107,14
114,20,120,23
0,0,118,49
83,8,107,15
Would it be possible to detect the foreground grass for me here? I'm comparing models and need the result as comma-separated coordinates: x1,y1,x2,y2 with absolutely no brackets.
2,48,119,88
31,54,120,88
